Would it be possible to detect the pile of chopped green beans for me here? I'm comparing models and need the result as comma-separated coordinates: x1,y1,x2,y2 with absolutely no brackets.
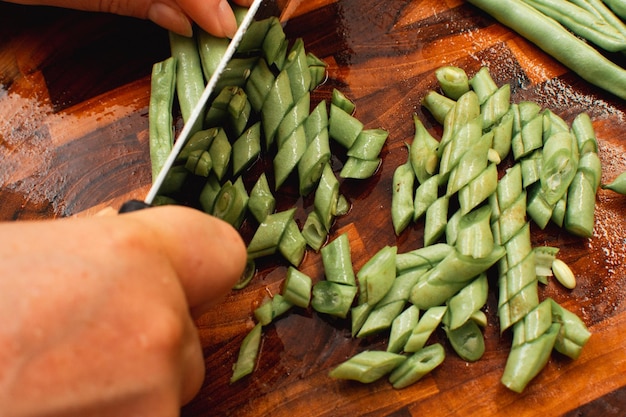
147,5,604,394
148,7,388,286
467,0,626,100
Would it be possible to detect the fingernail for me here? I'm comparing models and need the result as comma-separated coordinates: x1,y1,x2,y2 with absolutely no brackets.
217,0,238,38
148,2,193,37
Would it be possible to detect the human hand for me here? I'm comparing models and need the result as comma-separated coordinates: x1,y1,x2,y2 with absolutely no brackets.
4,0,254,37
0,205,246,417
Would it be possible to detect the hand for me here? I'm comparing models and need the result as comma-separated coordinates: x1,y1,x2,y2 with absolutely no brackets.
0,205,246,417
4,0,254,37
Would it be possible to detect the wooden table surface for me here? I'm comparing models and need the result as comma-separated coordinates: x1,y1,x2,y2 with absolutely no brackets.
1,0,626,416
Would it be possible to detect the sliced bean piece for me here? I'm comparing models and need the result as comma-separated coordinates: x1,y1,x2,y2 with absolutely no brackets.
321,233,356,286
389,343,445,389
404,306,447,353
230,323,262,383
282,267,313,308
329,351,406,383
436,66,470,100
149,57,176,182
357,245,398,306
445,319,485,362
248,173,275,223
247,209,296,259
391,158,415,236
311,281,358,318
278,219,307,267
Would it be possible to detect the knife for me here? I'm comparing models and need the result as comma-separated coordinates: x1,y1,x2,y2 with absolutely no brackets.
120,0,264,213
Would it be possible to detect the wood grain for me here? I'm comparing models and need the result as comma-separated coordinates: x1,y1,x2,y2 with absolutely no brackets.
1,0,625,416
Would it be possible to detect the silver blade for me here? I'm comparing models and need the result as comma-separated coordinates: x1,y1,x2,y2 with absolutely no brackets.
145,0,264,205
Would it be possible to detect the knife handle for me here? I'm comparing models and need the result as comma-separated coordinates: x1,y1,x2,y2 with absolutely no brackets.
118,199,151,213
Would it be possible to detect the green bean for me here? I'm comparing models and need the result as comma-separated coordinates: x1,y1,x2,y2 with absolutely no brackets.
247,208,296,259
212,177,248,229
215,57,259,93
232,122,261,177
149,57,176,182
445,319,485,362
410,115,440,184
184,149,212,177
351,303,375,337
230,323,262,383
534,246,559,279
208,128,232,180
234,259,256,290
603,0,626,20
357,300,406,337
254,294,294,326
526,183,553,229
572,112,598,155
421,90,455,124
302,211,327,251
307,52,328,90
348,128,388,160
357,245,398,306
467,0,626,100
237,17,273,53
549,298,591,359
329,350,406,383
273,124,307,189
438,91,481,160
540,131,579,205
469,66,498,104
439,117,482,179
387,305,420,353
436,66,470,100
158,165,188,196
511,102,543,160
262,17,288,70
314,163,340,232
311,281,358,318
424,195,449,246
321,233,356,286
262,70,294,148
331,88,356,114
413,173,440,221
169,32,205,134
339,157,381,179
445,209,462,246
522,0,626,52
299,127,331,195
455,206,494,259
574,0,626,39
278,219,307,266
197,29,228,81
395,243,453,275
177,128,216,163
276,92,310,148
247,172,275,223
520,149,542,188
446,131,492,196
336,194,350,216
329,103,364,149
491,109,514,161
198,173,221,213
444,274,488,330
501,298,560,393
245,58,275,112
389,344,445,389
564,171,596,237
480,83,511,130
391,158,415,236
404,306,447,352
602,170,626,194
409,245,505,310
284,38,312,101
458,163,498,215
282,267,313,308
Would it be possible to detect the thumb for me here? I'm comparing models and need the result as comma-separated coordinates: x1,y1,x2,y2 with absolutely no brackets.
123,205,247,317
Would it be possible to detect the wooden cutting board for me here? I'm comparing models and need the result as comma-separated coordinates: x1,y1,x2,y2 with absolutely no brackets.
1,0,625,415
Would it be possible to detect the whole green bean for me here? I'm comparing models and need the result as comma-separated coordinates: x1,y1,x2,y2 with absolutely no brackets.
149,57,177,182
467,0,626,100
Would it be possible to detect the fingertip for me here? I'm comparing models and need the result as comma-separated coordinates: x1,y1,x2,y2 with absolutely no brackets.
148,2,193,37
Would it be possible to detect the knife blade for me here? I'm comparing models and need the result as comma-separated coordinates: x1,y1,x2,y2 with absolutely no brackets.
144,0,264,206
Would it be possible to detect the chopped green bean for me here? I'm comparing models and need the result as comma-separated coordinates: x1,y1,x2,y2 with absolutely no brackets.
387,305,420,353
436,66,470,100
410,115,440,184
248,173,275,223
282,267,313,308
340,157,381,179
445,319,485,362
389,343,445,389
357,245,397,306
278,219,307,266
247,209,296,259
232,122,261,177
602,170,626,194
321,233,356,286
391,158,415,235
311,281,358,318
329,103,364,149
404,306,447,353
254,294,294,326
230,323,262,383
329,350,406,383
331,88,356,114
